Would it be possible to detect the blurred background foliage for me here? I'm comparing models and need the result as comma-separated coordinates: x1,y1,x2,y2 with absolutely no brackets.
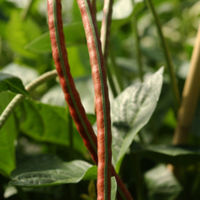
0,0,200,199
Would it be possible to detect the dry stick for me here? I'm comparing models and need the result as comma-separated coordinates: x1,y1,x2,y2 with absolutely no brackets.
145,0,180,109
77,0,112,199
173,26,200,145
0,70,57,129
47,1,133,199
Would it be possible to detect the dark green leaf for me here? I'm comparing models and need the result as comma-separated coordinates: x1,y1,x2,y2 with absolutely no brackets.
144,165,182,200
0,72,27,95
16,99,87,154
10,155,95,187
131,143,200,164
2,63,38,85
111,68,164,169
0,92,17,176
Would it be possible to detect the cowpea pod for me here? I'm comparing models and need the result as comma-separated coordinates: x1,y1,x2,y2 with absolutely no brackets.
76,0,112,199
47,0,97,163
47,0,133,199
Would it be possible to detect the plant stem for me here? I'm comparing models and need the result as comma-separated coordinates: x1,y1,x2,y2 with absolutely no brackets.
132,15,143,82
109,51,124,93
101,0,113,62
107,64,118,98
91,0,97,20
0,70,57,129
145,0,180,108
100,0,119,98
173,26,200,145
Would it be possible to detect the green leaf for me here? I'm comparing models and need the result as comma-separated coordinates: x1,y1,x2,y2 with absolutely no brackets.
131,143,200,165
25,19,131,54
0,92,17,176
112,68,164,169
25,22,86,53
0,72,27,95
2,63,38,85
16,99,87,154
144,165,182,200
111,177,117,200
41,77,95,114
10,155,95,187
5,11,41,57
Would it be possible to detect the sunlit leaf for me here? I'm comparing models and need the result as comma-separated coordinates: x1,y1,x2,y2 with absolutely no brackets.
112,68,164,169
10,155,95,187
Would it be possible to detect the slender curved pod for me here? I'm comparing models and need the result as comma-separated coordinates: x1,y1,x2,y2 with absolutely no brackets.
47,0,97,163
47,0,133,199
76,0,112,199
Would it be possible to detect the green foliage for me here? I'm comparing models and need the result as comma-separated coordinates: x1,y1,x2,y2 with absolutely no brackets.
131,142,200,165
10,155,95,187
144,165,182,200
16,99,87,154
112,68,163,169
0,0,200,199
0,92,17,176
0,72,27,95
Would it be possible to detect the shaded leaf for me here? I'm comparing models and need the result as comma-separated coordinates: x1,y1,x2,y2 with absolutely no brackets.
10,155,95,187
16,99,87,155
2,63,38,85
131,142,200,165
111,68,164,169
144,165,182,200
0,72,27,95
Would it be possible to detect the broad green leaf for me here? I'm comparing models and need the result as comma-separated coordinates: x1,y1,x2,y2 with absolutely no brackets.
0,92,17,176
131,143,200,164
25,22,86,53
111,177,117,200
144,165,182,200
25,19,130,54
16,99,87,154
2,63,38,85
112,68,163,169
0,72,27,95
10,155,95,187
5,11,41,57
41,77,95,114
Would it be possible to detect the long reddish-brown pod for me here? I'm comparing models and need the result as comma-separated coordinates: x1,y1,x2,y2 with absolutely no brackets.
47,0,97,163
76,0,112,199
47,0,133,199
